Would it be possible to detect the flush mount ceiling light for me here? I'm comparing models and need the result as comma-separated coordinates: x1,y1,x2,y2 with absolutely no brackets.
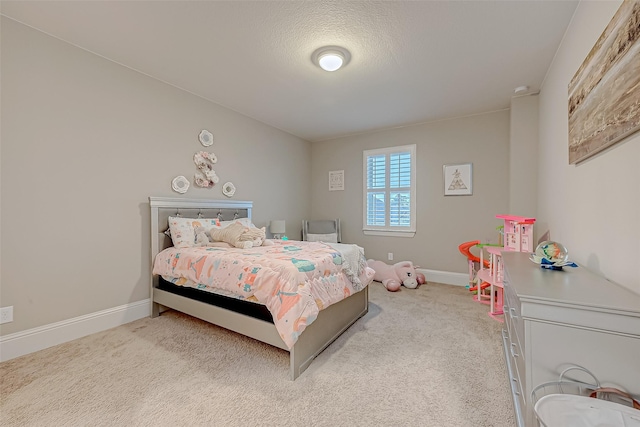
311,46,351,72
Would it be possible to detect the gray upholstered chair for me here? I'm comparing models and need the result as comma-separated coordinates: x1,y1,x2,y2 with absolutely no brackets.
302,219,341,243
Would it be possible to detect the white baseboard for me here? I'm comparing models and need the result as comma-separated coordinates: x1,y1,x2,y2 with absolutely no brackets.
0,299,150,362
419,269,469,287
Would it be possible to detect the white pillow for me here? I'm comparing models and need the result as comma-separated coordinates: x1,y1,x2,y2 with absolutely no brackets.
219,218,254,229
306,233,338,243
210,222,249,248
168,216,220,248
167,217,255,248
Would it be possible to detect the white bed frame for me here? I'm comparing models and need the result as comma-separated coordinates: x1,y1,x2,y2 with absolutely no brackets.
149,197,368,380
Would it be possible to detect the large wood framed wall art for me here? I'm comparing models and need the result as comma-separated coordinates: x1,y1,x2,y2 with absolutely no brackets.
568,0,640,164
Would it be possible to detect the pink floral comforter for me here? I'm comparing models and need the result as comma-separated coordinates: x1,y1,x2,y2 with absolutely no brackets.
152,240,374,349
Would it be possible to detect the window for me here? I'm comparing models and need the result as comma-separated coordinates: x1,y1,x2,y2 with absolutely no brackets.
363,144,416,237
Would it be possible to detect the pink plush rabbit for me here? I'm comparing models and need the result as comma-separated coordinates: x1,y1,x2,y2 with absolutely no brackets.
367,260,426,292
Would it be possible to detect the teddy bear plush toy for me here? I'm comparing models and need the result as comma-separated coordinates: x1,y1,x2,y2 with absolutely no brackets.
367,259,426,292
193,226,211,247
209,221,273,249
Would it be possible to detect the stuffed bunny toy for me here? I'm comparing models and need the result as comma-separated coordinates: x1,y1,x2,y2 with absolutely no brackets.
367,259,426,292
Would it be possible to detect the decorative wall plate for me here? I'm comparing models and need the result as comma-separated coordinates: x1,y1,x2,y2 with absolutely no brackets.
222,182,236,198
171,176,190,194
198,130,213,147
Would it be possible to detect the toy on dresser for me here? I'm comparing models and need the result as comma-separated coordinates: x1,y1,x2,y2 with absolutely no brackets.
459,214,536,321
497,214,535,253
366,260,426,292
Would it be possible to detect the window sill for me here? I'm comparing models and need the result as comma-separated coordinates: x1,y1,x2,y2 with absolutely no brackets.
363,230,416,238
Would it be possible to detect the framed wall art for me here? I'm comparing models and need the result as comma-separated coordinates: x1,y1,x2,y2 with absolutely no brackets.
568,0,640,164
443,163,472,196
329,170,344,191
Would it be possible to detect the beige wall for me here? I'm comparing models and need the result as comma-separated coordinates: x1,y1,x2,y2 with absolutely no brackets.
0,18,311,335
310,111,511,273
3,0,638,342
538,0,640,294
509,94,538,218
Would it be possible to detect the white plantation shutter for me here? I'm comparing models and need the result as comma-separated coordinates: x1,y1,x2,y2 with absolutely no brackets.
363,145,416,237
366,154,386,226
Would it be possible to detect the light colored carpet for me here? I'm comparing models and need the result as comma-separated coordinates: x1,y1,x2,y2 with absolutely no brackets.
0,282,515,426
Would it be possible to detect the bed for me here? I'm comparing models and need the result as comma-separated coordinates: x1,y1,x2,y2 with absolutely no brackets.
149,196,374,379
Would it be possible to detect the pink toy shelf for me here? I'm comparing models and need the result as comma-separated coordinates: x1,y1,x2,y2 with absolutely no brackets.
476,215,536,321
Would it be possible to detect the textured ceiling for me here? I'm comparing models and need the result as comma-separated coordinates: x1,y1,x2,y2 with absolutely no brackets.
1,1,579,142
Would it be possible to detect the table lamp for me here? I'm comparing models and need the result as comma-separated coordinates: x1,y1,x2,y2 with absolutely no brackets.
270,220,286,239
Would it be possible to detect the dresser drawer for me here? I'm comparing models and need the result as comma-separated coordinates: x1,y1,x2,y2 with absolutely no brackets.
505,307,516,348
503,280,519,316
505,303,517,337
510,309,525,352
504,281,525,349
509,332,527,405
502,329,525,427
510,370,526,412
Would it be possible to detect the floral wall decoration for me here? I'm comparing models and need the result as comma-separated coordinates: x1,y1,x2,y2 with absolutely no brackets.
193,151,219,188
168,129,227,193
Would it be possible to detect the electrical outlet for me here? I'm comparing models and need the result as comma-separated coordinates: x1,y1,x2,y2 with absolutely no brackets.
0,306,13,324
388,252,393,261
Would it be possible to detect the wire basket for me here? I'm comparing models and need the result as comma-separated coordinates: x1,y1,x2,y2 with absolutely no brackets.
531,365,601,406
532,365,640,427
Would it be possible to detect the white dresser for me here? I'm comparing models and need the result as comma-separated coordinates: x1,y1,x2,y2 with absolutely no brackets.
501,252,640,427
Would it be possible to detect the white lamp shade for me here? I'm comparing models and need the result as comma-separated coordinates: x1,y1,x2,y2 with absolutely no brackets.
270,220,286,234
318,53,344,71
311,46,351,72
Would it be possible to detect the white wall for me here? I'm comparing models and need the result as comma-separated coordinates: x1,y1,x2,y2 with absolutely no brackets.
538,0,640,294
0,18,312,336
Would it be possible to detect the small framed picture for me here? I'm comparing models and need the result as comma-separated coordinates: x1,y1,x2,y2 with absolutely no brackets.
443,163,472,196
329,170,344,191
